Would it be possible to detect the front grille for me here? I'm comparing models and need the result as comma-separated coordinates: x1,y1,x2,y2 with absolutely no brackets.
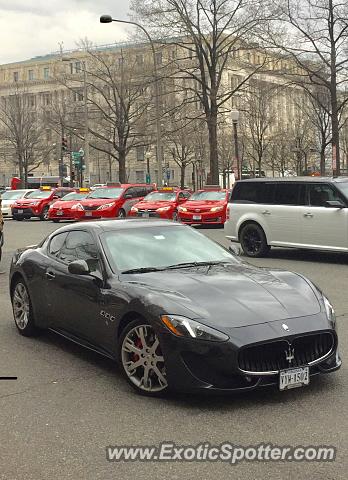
83,205,99,211
239,333,334,373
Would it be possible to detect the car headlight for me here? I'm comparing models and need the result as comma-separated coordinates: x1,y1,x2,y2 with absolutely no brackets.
157,206,171,212
161,315,229,342
97,202,114,211
71,203,84,211
131,206,138,213
211,206,224,212
49,204,55,210
178,206,187,212
323,296,336,329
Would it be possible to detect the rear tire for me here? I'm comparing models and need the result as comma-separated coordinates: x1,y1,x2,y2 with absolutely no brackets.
240,223,270,258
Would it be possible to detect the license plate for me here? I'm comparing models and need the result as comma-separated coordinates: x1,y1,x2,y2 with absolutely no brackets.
57,211,64,216
85,211,93,217
279,367,309,391
142,212,150,218
193,215,201,221
18,209,23,214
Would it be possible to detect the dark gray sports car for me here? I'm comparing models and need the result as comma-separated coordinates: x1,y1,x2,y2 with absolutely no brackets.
10,220,341,395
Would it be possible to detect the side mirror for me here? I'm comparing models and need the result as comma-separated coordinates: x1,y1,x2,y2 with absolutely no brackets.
325,200,345,209
68,260,90,275
229,244,241,256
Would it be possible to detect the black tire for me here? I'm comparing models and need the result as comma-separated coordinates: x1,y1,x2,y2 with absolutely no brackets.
240,223,270,258
52,219,60,223
118,209,126,219
172,211,178,221
118,318,169,396
11,280,40,337
40,206,49,221
13,216,24,221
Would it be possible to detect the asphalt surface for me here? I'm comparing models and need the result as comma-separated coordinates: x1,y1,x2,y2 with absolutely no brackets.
0,219,347,480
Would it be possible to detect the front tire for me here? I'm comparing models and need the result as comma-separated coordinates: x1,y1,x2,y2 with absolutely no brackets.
11,281,39,336
118,209,126,219
118,319,168,396
40,206,49,221
52,219,59,223
13,216,24,221
240,223,270,258
172,211,178,221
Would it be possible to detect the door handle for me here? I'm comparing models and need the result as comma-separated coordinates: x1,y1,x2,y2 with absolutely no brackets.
304,213,314,218
45,270,56,280
262,210,271,215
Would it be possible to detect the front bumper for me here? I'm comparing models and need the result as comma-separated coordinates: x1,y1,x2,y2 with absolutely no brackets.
12,207,40,219
1,206,12,217
178,211,225,225
158,316,341,393
131,210,173,220
73,209,114,220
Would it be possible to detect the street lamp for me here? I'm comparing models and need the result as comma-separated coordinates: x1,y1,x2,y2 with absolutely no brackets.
61,57,90,186
231,110,240,181
100,14,164,187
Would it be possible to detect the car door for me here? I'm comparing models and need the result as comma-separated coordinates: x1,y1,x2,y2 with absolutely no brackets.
301,183,348,250
46,230,108,347
121,187,141,215
264,183,305,246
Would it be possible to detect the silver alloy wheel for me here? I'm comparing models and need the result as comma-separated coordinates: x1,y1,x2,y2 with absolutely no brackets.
13,283,30,330
121,324,168,393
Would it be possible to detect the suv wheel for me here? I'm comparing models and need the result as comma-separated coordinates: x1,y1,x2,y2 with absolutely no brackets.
240,223,270,258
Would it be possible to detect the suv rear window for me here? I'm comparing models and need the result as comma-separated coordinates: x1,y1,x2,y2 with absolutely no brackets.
273,183,305,205
231,182,270,203
231,182,305,205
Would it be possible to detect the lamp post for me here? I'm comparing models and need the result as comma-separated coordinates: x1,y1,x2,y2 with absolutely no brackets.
100,14,164,187
231,110,240,181
61,57,90,186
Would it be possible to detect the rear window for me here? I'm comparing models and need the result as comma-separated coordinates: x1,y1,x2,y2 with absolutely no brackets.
231,182,305,205
231,182,268,203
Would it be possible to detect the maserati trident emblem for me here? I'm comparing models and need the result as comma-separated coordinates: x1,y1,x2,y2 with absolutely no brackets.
285,344,295,366
282,323,289,331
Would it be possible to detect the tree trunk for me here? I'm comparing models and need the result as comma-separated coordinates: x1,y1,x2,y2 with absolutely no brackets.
180,164,186,189
207,110,219,185
320,149,326,176
118,151,126,183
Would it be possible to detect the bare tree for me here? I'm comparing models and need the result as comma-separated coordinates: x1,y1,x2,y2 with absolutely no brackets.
266,0,348,174
0,86,51,186
131,0,274,184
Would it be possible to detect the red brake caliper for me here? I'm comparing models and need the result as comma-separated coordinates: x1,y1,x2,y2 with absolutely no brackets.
133,337,143,362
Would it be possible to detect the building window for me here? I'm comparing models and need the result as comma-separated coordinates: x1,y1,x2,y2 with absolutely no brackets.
136,54,143,65
155,52,162,65
43,67,49,79
135,170,145,183
13,72,19,82
28,95,36,108
72,89,84,102
42,93,51,106
136,146,145,161
28,70,34,81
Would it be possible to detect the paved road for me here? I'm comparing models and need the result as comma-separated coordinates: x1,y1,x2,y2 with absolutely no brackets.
0,219,347,480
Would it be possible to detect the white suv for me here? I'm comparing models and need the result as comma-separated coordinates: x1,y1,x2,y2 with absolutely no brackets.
225,177,348,257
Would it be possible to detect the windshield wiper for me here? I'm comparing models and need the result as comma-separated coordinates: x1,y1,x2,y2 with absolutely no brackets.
166,261,230,270
121,267,165,274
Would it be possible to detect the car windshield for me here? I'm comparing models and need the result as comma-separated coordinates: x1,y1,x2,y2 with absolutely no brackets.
87,188,124,199
60,192,87,201
143,192,176,202
103,225,237,272
26,190,52,199
189,191,227,201
336,182,348,200
1,190,29,200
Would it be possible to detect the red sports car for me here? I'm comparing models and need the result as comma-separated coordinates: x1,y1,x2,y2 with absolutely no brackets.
128,188,191,221
178,188,230,225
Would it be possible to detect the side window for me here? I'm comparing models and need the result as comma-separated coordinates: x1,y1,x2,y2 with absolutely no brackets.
178,192,186,200
48,232,69,258
125,187,136,198
182,191,191,199
59,231,100,272
135,187,146,197
273,184,304,206
232,182,262,203
308,184,343,207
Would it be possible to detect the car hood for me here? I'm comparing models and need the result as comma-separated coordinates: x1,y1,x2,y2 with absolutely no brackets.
14,198,47,205
135,201,174,209
183,200,226,208
51,200,80,208
124,263,321,328
80,198,119,206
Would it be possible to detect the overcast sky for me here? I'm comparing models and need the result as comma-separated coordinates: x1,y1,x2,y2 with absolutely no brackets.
0,0,131,64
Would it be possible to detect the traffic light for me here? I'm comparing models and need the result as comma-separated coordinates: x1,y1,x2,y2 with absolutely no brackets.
62,137,68,152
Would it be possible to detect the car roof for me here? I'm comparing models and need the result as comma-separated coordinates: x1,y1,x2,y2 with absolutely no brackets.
49,219,184,235
235,177,348,184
